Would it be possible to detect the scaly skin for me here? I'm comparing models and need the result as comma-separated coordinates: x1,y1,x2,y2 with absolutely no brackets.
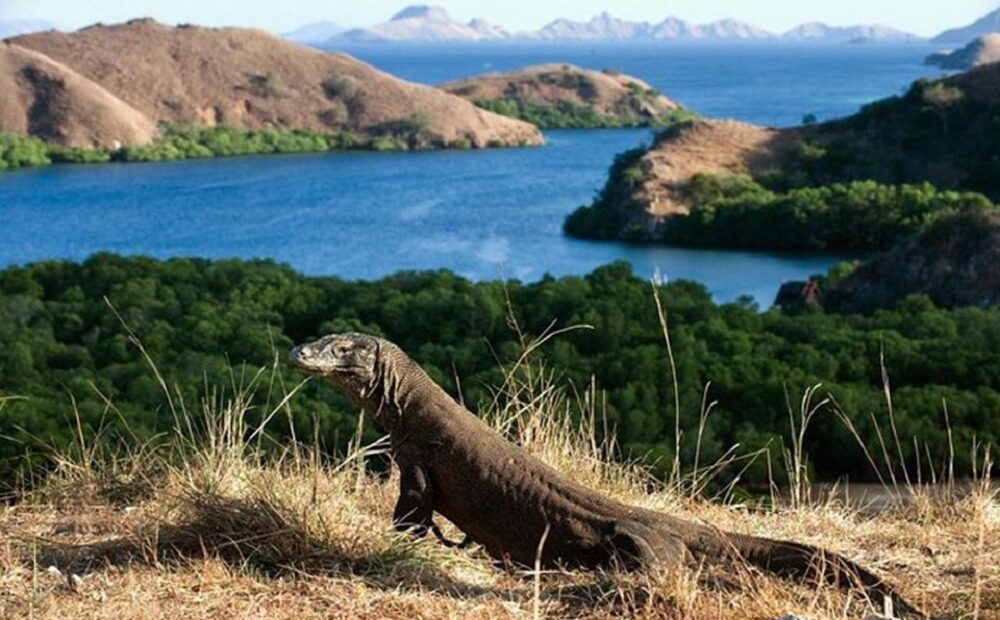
290,333,921,617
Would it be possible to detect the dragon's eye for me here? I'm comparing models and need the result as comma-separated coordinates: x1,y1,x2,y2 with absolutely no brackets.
331,344,351,356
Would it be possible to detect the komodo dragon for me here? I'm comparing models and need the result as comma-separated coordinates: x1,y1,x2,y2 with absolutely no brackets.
290,332,920,616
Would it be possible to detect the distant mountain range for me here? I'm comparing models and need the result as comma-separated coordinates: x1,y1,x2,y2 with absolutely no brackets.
781,22,918,43
530,13,775,41
281,21,344,45
932,7,1000,44
311,5,922,44
335,6,508,43
0,19,55,39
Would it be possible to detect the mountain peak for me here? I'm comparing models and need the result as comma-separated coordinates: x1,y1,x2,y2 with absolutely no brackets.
933,7,1000,44
282,21,344,44
391,5,450,21
335,5,506,43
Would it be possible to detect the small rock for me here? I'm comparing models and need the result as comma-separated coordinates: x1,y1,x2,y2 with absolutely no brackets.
69,573,84,591
45,565,63,578
501,600,524,615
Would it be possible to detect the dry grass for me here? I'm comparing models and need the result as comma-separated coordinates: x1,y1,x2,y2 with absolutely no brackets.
1,325,997,620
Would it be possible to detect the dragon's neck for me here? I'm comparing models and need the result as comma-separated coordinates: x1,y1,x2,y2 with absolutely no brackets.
365,347,464,433
364,347,447,432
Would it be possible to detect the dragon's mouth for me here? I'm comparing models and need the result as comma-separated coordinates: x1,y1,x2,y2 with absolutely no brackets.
288,345,324,374
289,346,369,376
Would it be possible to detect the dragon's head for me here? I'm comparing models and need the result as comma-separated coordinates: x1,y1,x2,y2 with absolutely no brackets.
291,332,420,432
289,332,381,389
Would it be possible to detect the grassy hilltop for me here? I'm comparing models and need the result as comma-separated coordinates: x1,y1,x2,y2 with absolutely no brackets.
0,334,995,619
441,64,696,129
1,257,998,617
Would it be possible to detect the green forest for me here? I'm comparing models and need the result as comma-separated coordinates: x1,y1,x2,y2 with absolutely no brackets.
0,119,472,173
568,170,996,251
2,255,996,489
788,77,1000,200
473,98,695,129
565,144,998,251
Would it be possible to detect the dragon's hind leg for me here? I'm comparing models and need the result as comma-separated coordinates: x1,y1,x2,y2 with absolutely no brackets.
606,520,686,570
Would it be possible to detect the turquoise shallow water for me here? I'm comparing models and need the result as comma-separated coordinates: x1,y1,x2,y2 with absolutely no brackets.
0,43,941,303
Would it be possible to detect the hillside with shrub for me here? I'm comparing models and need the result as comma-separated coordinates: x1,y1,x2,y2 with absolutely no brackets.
567,171,997,251
0,19,541,169
442,64,694,128
565,63,1000,248
827,209,1000,312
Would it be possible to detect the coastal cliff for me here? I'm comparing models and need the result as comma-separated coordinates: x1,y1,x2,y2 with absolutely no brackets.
926,34,1000,70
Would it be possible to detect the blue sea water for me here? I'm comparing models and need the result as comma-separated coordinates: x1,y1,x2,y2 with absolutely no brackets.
0,43,942,303
343,42,943,127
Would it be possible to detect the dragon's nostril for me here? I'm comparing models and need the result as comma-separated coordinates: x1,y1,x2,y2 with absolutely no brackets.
289,345,309,362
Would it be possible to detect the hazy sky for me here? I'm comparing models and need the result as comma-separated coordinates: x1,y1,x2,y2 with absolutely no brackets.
1,0,996,37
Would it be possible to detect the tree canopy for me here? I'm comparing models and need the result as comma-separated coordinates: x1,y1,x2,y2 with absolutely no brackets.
1,256,996,487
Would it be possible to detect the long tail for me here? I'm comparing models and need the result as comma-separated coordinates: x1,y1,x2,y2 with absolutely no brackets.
690,529,922,618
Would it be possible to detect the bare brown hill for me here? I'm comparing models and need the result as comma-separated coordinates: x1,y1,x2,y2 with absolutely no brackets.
441,64,681,126
633,120,798,218
585,119,799,236
0,42,156,148
8,19,541,148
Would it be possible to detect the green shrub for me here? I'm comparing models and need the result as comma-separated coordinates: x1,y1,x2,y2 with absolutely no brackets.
322,75,359,100
662,176,996,251
1,119,452,172
243,72,290,98
0,133,52,169
329,131,357,150
370,135,404,151
370,114,441,150
475,96,696,130
48,146,113,164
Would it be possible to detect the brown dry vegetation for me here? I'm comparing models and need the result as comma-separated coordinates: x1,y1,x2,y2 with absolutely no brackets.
1,323,997,620
2,19,541,149
626,119,801,220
